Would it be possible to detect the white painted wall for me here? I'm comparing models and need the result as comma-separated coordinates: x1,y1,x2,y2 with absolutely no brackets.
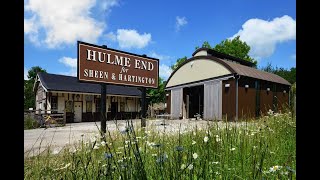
193,50,208,57
58,95,65,113
166,59,231,88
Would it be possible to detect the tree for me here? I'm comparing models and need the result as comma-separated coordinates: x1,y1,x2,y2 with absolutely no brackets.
27,66,47,80
147,77,165,104
170,56,188,71
24,66,47,109
172,36,257,71
260,63,296,84
214,36,257,66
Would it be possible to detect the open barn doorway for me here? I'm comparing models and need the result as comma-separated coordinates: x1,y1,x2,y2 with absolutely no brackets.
183,85,204,119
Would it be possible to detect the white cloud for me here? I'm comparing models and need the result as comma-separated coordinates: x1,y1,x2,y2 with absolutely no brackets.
231,15,296,59
24,16,37,34
148,52,172,61
24,67,29,80
106,32,117,41
100,0,119,11
116,29,151,49
291,54,296,60
176,16,188,32
24,0,118,48
58,57,77,76
159,64,172,80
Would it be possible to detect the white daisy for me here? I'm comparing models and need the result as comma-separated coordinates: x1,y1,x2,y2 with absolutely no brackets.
193,153,198,159
204,136,209,143
188,164,193,170
181,164,186,170
192,140,196,145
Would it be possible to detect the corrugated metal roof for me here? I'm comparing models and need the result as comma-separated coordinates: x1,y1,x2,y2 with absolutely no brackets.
37,72,142,96
221,59,291,85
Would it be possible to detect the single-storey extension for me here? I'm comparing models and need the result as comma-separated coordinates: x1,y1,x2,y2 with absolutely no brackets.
34,72,142,123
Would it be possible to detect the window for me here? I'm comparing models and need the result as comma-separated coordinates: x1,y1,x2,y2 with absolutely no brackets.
86,101,92,112
95,98,101,112
120,102,125,112
51,96,58,110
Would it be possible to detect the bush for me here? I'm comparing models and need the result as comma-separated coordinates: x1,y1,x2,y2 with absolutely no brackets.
24,116,40,130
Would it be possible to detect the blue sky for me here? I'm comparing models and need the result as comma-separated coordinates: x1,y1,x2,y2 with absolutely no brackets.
24,0,296,80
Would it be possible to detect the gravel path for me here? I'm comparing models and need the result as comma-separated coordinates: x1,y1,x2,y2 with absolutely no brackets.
24,119,254,158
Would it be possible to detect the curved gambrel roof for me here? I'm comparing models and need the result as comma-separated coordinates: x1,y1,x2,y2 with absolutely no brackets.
165,56,290,88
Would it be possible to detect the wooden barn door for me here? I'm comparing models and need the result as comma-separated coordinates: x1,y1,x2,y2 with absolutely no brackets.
204,81,222,120
171,88,183,119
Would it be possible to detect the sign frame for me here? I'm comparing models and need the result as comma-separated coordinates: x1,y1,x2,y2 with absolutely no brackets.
77,41,159,89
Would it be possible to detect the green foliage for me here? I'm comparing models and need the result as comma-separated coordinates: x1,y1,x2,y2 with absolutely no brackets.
24,115,40,129
27,66,47,80
147,77,165,104
260,63,296,84
170,56,188,71
24,66,46,109
177,36,257,71
25,113,296,179
214,36,257,66
202,41,212,49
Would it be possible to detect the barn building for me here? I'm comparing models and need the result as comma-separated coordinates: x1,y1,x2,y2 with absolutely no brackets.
165,48,291,121
33,72,142,123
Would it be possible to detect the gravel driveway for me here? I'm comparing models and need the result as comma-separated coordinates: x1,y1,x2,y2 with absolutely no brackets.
24,119,251,158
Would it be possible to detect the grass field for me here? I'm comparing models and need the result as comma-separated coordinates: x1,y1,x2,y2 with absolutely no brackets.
24,111,296,179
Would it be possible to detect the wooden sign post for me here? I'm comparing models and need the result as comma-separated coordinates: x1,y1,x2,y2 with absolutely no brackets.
77,41,159,133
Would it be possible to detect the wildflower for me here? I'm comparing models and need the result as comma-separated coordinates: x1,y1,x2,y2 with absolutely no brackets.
52,147,61,155
90,137,97,142
230,147,236,151
269,165,282,172
181,164,186,170
156,153,168,163
116,151,122,154
192,140,196,145
175,146,184,151
204,136,209,143
253,146,257,149
118,159,123,163
211,161,219,165
188,164,193,170
152,154,157,157
125,140,130,144
193,132,196,136
124,145,128,148
267,109,274,116
69,147,77,153
93,145,100,150
54,163,71,171
215,135,221,142
104,153,113,159
101,141,106,146
192,153,198,159
136,136,141,139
